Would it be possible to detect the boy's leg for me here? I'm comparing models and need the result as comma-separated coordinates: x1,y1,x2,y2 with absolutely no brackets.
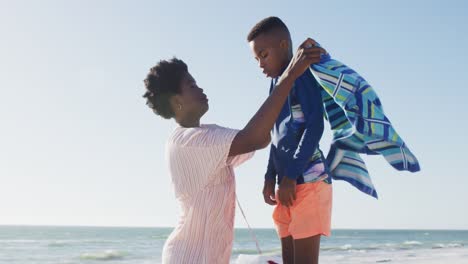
293,234,321,264
273,188,294,264
280,235,294,264
287,181,332,264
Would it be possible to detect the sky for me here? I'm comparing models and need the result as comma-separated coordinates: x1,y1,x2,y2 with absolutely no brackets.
1,0,467,230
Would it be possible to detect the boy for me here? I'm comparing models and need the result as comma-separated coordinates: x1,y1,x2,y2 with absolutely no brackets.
247,17,331,264
247,16,420,264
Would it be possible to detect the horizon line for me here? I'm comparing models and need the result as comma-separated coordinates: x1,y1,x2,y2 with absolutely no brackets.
1,224,467,231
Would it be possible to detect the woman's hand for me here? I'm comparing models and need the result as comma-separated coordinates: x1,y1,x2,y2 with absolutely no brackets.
282,38,326,81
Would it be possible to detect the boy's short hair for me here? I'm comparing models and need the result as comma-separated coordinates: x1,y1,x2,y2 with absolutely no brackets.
247,16,290,42
143,58,188,119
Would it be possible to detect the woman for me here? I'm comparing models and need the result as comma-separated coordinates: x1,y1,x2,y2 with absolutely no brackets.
143,39,324,264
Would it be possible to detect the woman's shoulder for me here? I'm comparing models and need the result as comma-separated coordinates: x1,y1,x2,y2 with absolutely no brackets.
167,124,238,148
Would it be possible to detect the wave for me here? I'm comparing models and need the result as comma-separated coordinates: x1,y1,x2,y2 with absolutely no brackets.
320,240,466,253
232,248,281,255
322,244,376,252
80,250,126,260
432,243,464,249
47,239,130,248
48,241,70,247
403,240,423,246
0,239,37,243
151,235,169,240
376,259,392,263
348,249,367,253
340,244,353,250
322,241,425,252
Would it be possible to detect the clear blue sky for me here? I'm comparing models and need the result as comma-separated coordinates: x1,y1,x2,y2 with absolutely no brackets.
1,0,467,229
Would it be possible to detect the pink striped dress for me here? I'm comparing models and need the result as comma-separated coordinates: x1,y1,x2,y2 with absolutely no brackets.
162,124,254,264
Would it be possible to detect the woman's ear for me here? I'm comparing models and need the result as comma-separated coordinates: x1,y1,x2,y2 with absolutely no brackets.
169,95,182,113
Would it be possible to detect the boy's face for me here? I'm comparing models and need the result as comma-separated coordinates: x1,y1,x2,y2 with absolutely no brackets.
249,33,290,78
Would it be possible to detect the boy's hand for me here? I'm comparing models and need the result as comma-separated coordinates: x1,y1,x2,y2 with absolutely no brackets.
278,176,297,207
263,179,277,205
283,38,327,80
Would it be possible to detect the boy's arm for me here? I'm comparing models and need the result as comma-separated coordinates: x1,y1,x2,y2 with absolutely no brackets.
277,75,325,207
285,76,325,181
265,145,277,181
264,80,278,182
263,145,277,205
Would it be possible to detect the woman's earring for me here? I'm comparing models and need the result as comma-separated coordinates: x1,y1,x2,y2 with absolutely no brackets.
178,104,182,111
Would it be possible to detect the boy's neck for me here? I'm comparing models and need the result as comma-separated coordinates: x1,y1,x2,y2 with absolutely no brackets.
278,54,294,77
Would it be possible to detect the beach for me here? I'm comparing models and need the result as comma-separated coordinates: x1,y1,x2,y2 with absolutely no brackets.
1,226,467,263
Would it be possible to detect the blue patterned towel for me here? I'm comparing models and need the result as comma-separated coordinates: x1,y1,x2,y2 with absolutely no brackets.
309,52,420,198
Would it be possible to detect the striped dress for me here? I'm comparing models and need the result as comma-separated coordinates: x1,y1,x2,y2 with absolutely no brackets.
162,124,254,264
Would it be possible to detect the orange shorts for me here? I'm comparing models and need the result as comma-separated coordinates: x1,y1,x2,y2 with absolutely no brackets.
273,180,332,239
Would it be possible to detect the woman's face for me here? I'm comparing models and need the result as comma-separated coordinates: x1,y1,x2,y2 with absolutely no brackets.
174,72,209,120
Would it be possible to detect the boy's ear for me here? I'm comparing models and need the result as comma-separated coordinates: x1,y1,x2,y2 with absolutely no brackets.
279,39,289,50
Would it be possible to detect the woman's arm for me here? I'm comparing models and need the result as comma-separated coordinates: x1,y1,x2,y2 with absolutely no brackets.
229,38,325,157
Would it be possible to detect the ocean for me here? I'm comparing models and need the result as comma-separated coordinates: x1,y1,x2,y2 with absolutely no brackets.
0,226,467,263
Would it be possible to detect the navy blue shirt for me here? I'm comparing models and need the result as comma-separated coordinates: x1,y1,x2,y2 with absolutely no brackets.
265,69,328,185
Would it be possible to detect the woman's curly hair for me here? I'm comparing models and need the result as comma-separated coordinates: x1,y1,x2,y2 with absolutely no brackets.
143,58,188,119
